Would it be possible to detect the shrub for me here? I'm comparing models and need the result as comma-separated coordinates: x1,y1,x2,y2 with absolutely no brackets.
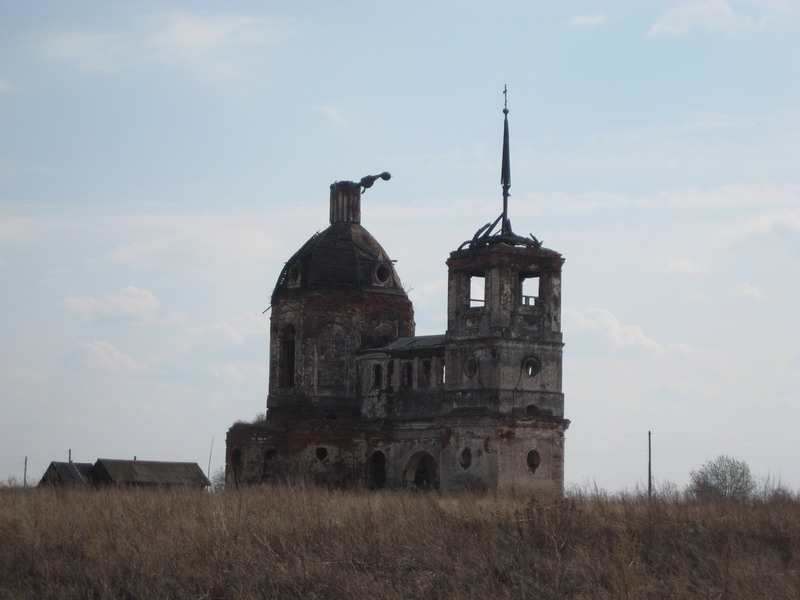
688,455,755,501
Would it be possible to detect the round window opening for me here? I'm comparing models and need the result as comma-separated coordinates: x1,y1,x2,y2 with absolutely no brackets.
464,357,478,379
459,447,472,470
526,449,541,473
523,357,542,378
287,263,300,284
315,447,328,461
375,264,392,284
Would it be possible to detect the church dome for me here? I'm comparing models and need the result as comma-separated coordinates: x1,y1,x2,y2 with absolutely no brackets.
272,178,406,301
266,175,414,407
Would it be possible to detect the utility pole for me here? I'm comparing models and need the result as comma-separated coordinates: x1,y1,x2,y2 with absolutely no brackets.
207,436,214,479
648,431,652,499
23,456,28,487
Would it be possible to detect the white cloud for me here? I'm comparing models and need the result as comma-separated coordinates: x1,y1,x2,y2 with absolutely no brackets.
64,295,98,317
682,110,758,131
211,362,246,383
64,286,160,320
39,11,289,82
571,15,607,28
721,207,800,244
316,106,348,128
563,307,663,354
648,1,765,37
408,278,447,309
0,214,52,245
523,185,799,215
107,212,283,271
182,313,265,347
39,31,128,71
147,12,283,56
210,362,268,384
142,12,288,82
164,312,188,325
522,191,636,214
685,293,713,304
103,286,160,318
661,257,709,276
728,283,766,300
69,340,152,373
661,185,799,209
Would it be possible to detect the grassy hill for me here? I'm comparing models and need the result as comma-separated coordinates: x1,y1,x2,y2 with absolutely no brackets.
1,484,797,599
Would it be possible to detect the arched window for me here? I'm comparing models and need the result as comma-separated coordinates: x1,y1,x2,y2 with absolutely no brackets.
526,449,541,473
419,360,432,387
372,363,384,389
459,447,472,470
401,362,413,388
464,356,478,379
280,325,296,389
231,448,242,488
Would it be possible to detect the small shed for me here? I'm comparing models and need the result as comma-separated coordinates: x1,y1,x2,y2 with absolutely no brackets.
38,461,94,486
92,458,210,488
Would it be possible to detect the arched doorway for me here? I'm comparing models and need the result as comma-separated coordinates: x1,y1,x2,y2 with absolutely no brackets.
367,451,386,489
403,451,439,490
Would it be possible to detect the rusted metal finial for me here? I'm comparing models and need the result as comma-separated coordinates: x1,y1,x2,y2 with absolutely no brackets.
359,171,391,193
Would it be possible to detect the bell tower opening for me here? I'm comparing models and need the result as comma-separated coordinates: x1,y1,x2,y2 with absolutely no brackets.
469,274,486,308
520,275,540,306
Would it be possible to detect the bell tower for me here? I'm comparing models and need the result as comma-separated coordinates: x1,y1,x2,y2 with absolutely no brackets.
443,88,567,492
445,238,565,417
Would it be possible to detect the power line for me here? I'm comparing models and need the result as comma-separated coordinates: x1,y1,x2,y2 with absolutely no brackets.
657,449,798,460
655,432,800,444
568,450,647,457
567,433,644,443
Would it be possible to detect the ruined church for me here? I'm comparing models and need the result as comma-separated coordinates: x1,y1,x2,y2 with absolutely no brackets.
226,100,569,494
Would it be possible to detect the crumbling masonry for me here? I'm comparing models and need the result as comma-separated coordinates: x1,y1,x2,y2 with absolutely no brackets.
226,107,569,494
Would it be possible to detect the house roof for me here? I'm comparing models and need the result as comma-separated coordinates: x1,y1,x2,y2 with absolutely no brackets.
94,459,210,487
38,461,94,486
381,335,446,351
361,334,446,358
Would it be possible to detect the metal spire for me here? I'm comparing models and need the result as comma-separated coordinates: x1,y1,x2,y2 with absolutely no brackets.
458,85,543,250
501,85,511,235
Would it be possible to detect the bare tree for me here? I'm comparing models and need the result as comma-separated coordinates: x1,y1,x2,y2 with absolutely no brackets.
688,455,755,501
210,467,226,493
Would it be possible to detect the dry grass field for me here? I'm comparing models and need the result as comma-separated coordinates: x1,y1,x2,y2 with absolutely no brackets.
1,483,798,599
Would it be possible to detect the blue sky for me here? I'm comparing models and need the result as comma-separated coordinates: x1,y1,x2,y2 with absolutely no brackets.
1,0,798,491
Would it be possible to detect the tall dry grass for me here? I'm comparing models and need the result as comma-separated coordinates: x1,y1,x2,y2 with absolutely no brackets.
1,484,798,599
